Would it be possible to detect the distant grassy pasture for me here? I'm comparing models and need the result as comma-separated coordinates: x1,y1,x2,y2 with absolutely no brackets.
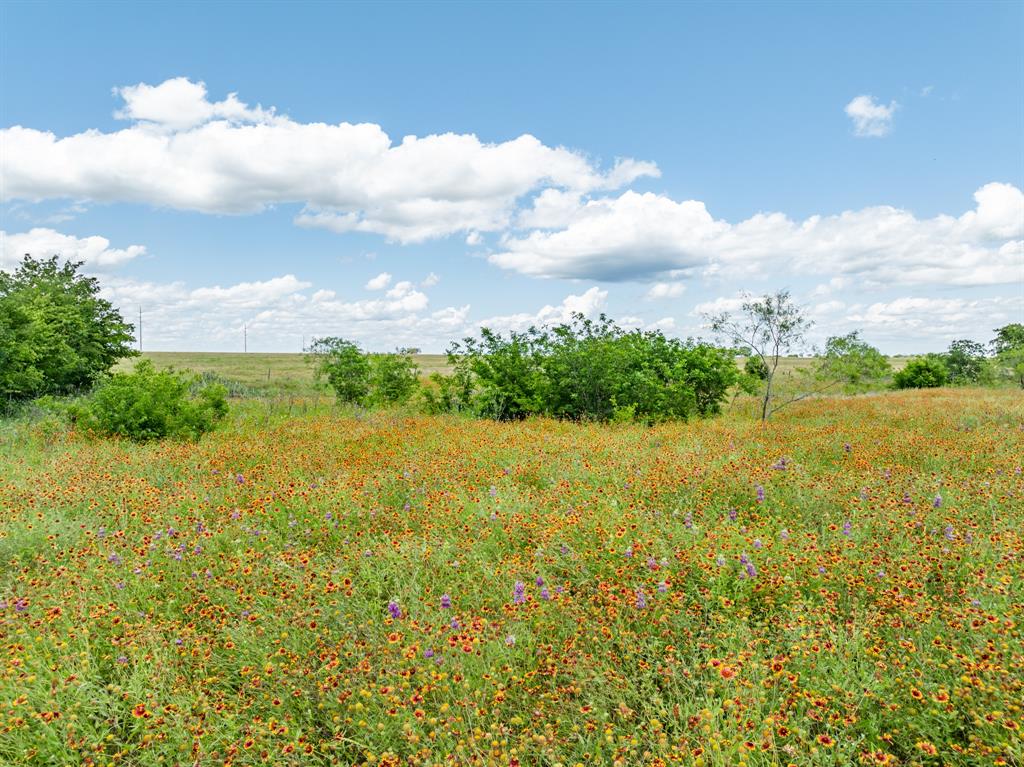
117,352,454,396
119,351,911,399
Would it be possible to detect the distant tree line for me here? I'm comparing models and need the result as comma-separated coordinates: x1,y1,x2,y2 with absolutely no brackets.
3,255,1022,435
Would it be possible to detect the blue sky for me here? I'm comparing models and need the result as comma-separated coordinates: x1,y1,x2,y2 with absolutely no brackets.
1,0,1022,352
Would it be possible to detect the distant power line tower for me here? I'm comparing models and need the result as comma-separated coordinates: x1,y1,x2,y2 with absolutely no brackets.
138,306,142,352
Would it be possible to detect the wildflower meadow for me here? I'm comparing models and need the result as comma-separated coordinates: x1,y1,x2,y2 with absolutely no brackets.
0,387,1022,766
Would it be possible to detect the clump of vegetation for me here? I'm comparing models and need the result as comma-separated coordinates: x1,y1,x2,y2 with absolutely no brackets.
0,256,136,403
944,339,993,385
70,360,228,441
419,367,475,415
307,338,421,406
367,351,421,406
306,337,371,404
449,314,739,422
818,330,892,388
992,322,1024,388
893,354,949,388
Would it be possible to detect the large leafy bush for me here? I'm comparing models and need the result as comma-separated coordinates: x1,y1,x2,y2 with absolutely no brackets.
450,314,738,422
73,360,228,441
893,355,949,389
368,350,421,406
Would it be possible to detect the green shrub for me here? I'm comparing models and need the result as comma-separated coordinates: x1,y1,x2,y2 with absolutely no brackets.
818,332,892,387
73,360,228,441
368,350,420,406
450,314,739,423
307,337,371,404
743,356,769,380
893,355,948,389
419,367,475,415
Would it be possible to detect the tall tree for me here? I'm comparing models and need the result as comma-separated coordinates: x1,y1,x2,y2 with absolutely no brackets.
0,255,136,400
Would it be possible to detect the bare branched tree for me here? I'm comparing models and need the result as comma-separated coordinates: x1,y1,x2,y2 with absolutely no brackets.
707,290,813,421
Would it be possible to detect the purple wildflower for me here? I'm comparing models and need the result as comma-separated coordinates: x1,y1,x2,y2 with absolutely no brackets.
513,581,526,605
933,495,943,508
728,508,738,522
440,594,452,609
387,600,402,619
635,589,648,609
756,484,765,503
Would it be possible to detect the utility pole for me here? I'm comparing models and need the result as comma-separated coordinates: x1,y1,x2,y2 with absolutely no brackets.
138,306,142,352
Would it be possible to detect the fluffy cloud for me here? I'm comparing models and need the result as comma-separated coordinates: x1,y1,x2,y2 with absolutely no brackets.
2,77,658,243
645,281,686,300
114,77,280,131
844,94,898,137
493,191,718,280
364,272,392,290
1,227,146,270
473,287,608,334
491,183,1024,286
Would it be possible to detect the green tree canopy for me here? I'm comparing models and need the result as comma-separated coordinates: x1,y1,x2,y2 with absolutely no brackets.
945,339,991,385
991,324,1024,388
818,331,892,387
306,337,371,404
0,255,136,400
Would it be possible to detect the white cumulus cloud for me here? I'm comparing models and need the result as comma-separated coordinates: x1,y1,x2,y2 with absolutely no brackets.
645,281,686,300
2,77,658,243
474,287,608,334
1,227,146,270
491,182,1024,287
844,94,898,137
364,272,392,290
